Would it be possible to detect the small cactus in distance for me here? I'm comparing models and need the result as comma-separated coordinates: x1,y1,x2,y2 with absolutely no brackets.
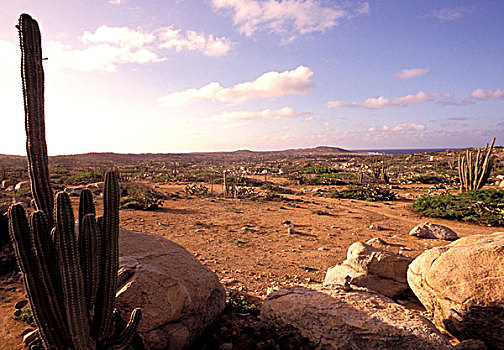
9,13,141,349
458,138,495,192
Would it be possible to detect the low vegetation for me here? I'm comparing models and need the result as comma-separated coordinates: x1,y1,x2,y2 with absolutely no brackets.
225,290,261,315
314,185,397,202
411,189,504,227
120,181,165,210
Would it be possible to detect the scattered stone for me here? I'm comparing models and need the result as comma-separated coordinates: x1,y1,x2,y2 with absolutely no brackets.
317,247,329,251
220,277,238,286
14,300,28,309
14,181,30,192
1,179,13,189
116,228,225,350
366,237,389,246
287,227,299,235
409,222,458,241
325,242,413,298
408,232,504,349
368,224,385,230
21,327,34,336
23,329,38,347
261,285,452,350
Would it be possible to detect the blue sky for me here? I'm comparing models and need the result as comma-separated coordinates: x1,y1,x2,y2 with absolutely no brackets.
1,0,503,155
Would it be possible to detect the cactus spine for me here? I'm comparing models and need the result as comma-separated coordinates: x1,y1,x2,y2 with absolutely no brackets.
458,138,495,192
8,13,141,349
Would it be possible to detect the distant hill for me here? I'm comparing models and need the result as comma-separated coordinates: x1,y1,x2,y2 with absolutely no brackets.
0,146,358,166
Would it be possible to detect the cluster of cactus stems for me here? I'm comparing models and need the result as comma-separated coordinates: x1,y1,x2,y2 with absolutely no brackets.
9,14,141,349
372,163,390,184
458,137,495,193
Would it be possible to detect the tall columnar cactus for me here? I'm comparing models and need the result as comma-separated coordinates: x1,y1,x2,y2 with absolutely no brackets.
18,13,54,227
458,137,495,193
9,14,141,349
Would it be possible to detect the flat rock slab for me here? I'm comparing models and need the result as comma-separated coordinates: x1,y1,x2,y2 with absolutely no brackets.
408,232,504,349
117,228,225,350
261,285,452,350
409,222,458,240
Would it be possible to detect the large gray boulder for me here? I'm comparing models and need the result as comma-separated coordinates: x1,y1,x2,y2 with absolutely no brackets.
324,241,413,298
408,232,504,349
261,285,452,349
116,228,225,350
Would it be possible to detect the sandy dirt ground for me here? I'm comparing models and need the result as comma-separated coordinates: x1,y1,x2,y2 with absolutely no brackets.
0,182,499,349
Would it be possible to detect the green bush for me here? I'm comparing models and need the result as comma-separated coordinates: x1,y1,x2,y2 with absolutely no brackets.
63,172,94,185
225,290,260,315
411,189,504,226
119,182,165,210
184,183,210,197
260,183,294,194
14,304,34,325
120,196,163,210
315,185,396,202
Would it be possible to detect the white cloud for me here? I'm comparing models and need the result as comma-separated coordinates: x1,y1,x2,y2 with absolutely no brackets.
45,41,163,72
325,101,343,109
388,123,426,132
159,27,233,57
325,91,437,110
109,0,123,4
421,6,472,21
212,0,369,40
368,123,426,133
304,116,315,122
437,92,474,106
24,24,233,73
82,25,155,48
212,106,298,121
158,65,314,107
470,89,504,101
394,67,429,79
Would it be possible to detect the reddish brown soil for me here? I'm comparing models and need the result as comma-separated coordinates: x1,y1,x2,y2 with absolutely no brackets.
0,182,499,349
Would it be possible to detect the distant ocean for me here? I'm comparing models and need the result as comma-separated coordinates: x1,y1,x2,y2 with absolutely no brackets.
352,148,461,155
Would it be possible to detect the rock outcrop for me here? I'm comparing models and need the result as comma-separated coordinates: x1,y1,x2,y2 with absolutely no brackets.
261,285,452,349
116,228,226,350
324,241,413,298
409,222,458,240
408,232,504,349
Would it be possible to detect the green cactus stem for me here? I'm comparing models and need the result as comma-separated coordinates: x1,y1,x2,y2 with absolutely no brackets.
93,171,120,342
54,192,93,350
19,13,54,226
458,138,495,192
9,206,70,349
112,308,142,349
79,213,101,312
